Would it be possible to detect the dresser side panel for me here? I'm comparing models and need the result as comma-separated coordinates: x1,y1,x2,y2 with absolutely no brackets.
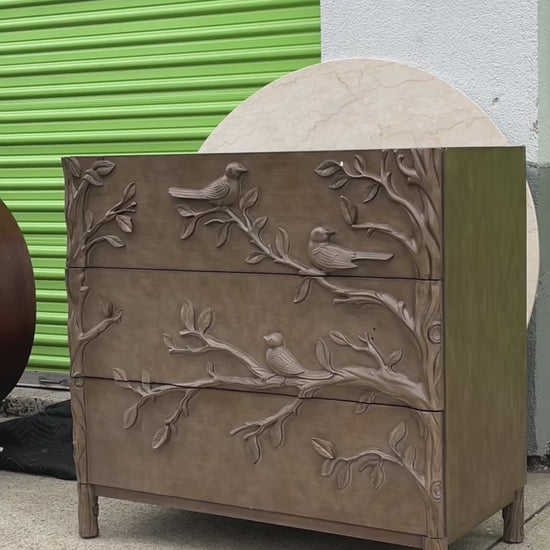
443,147,526,539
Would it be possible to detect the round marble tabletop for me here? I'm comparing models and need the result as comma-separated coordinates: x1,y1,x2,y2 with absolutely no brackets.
200,59,538,324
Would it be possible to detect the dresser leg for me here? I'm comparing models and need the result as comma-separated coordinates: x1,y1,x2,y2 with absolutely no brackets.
502,487,525,543
78,483,99,538
422,537,448,549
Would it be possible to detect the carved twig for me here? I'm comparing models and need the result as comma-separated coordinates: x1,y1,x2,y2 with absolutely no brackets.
64,159,135,378
312,415,443,535
317,150,442,279
351,222,418,254
64,157,137,501
116,299,432,459
312,421,422,489
230,398,305,464
172,191,414,329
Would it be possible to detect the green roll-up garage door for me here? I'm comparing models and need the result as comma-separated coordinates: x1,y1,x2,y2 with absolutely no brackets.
0,0,320,384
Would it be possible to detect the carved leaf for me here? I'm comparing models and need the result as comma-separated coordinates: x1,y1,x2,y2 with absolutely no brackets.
93,160,116,177
245,436,261,464
328,331,350,346
116,215,133,233
371,462,385,489
104,235,125,248
274,227,290,256
389,421,407,452
315,338,332,370
358,456,378,472
321,458,336,477
315,160,341,177
328,176,350,189
293,277,312,303
65,157,81,178
180,300,195,331
85,209,94,230
162,333,175,349
362,182,380,203
404,445,417,470
252,216,267,234
176,204,196,218
83,172,103,187
180,218,197,240
311,437,335,459
355,392,376,414
339,196,358,225
337,465,352,489
113,368,128,382
216,222,231,247
269,420,284,448
239,187,259,210
398,301,414,328
245,251,267,264
97,293,114,317
123,404,139,429
197,308,214,333
353,154,366,173
388,349,403,369
152,425,170,449
122,181,136,202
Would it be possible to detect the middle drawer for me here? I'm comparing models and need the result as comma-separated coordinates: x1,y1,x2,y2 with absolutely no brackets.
72,268,442,411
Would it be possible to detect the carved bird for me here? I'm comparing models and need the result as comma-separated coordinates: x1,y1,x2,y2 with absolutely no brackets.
308,226,393,272
168,162,248,206
263,333,331,380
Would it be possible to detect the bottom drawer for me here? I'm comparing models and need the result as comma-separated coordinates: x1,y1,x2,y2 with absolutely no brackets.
82,378,443,537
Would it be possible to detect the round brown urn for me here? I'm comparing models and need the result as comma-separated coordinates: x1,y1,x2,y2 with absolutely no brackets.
0,198,36,402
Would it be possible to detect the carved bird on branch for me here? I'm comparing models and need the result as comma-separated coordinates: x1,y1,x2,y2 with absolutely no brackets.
308,226,393,273
263,333,332,380
168,162,248,206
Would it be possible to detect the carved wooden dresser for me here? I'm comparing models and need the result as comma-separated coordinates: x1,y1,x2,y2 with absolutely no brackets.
63,147,526,550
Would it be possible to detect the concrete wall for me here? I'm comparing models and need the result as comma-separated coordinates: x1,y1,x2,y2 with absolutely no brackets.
535,0,550,455
321,0,548,454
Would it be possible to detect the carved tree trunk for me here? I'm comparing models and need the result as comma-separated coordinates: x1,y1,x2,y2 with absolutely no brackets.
502,487,525,543
78,483,99,538
422,537,448,550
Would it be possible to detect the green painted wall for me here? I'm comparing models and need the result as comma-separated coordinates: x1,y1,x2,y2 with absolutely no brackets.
0,0,320,374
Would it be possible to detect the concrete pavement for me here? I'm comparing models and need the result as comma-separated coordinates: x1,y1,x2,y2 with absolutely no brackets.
1,471,550,550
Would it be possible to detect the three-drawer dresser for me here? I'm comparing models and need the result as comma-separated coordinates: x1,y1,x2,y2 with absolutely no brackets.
63,147,526,550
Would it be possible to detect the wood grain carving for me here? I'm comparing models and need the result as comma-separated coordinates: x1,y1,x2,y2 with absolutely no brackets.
63,157,136,486
312,412,443,537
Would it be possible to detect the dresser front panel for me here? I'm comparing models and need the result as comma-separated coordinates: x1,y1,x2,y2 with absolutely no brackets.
65,150,442,280
73,268,442,411
84,378,444,537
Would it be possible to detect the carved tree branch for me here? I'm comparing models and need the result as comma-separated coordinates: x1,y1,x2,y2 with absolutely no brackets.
317,149,442,281
351,222,418,254
230,398,305,464
312,415,443,535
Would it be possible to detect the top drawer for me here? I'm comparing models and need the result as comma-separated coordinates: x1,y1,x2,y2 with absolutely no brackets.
63,149,442,279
